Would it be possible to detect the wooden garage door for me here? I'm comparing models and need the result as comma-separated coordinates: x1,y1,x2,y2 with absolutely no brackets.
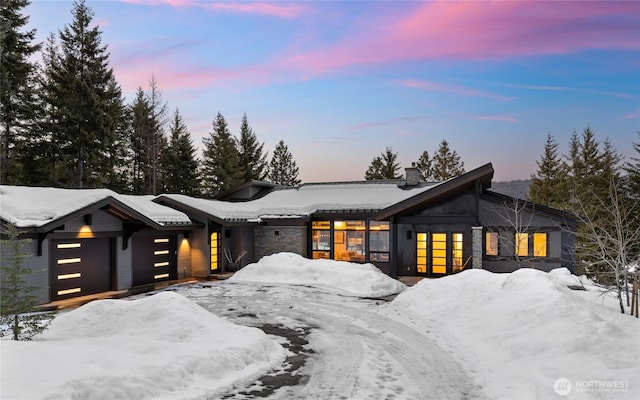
51,238,113,301
131,235,177,287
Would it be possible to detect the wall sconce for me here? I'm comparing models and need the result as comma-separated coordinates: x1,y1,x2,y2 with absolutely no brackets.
84,214,92,226
406,231,412,240
274,230,280,236
184,231,190,239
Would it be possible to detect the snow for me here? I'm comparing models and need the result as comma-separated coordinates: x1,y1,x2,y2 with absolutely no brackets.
228,252,407,298
390,267,640,400
0,186,191,228
0,291,286,400
159,181,438,221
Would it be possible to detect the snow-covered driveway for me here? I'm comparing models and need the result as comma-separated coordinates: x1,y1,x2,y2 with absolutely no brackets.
176,282,483,400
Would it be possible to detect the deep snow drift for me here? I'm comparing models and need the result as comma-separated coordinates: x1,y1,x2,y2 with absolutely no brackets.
229,252,407,297
391,268,640,400
0,291,286,400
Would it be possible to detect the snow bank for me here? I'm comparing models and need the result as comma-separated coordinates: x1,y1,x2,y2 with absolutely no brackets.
392,268,640,400
0,292,286,400
229,252,406,298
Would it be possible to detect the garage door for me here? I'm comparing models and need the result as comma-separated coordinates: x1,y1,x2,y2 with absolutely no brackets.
131,235,177,287
51,238,113,301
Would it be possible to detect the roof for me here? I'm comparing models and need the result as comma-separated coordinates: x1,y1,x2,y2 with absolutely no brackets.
212,180,285,202
0,186,193,230
156,181,440,223
481,190,580,226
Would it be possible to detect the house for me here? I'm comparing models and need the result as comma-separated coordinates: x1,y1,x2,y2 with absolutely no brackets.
0,163,578,306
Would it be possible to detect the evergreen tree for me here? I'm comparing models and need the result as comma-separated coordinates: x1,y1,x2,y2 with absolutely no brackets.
431,140,464,181
0,223,53,340
201,112,243,195
238,113,268,182
625,132,640,201
161,108,200,195
269,139,301,186
43,0,125,188
416,150,432,181
0,0,41,184
528,134,567,207
365,147,402,180
146,75,168,194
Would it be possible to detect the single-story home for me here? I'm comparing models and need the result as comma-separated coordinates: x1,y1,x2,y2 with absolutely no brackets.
0,163,578,306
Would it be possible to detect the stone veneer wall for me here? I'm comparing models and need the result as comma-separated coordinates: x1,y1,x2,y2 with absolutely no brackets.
254,226,307,261
472,226,483,269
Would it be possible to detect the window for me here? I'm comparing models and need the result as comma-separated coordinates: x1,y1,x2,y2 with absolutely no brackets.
312,221,331,259
533,233,547,257
452,233,463,273
334,220,365,262
369,221,390,262
431,233,447,274
210,232,219,271
486,232,498,256
417,233,427,273
515,233,528,257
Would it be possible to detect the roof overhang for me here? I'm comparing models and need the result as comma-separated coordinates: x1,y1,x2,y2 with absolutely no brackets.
481,190,580,226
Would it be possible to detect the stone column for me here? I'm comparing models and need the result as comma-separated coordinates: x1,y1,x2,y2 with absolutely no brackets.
472,226,483,269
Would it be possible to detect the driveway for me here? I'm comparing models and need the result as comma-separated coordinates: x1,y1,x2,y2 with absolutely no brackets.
174,281,485,400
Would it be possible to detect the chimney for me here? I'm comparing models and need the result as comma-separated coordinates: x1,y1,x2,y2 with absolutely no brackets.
405,162,420,186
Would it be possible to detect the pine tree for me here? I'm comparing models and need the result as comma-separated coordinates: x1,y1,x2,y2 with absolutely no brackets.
365,147,402,180
0,0,41,184
625,132,640,201
269,139,301,186
431,140,464,181
201,112,243,195
44,0,125,188
238,113,268,182
161,108,200,195
528,134,567,207
0,223,53,340
416,150,432,181
146,75,168,194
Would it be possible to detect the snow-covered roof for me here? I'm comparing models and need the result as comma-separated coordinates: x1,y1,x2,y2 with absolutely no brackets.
159,181,440,222
0,186,192,228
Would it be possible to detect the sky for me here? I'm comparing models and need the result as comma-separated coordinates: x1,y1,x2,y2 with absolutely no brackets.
24,0,640,183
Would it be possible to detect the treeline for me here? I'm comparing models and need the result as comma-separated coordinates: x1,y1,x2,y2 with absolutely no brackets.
529,127,640,283
0,0,300,196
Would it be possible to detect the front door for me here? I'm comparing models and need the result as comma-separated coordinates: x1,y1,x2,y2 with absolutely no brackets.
415,232,464,277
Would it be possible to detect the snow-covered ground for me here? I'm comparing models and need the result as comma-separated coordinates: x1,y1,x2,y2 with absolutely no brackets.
229,252,406,298
2,256,639,399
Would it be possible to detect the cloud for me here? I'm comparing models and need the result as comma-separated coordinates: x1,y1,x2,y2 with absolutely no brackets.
120,0,307,18
397,79,516,101
503,83,638,99
471,115,518,123
619,109,640,120
347,116,424,131
278,1,640,74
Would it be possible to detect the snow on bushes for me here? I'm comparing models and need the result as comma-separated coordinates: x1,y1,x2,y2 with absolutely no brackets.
0,291,286,400
392,268,640,400
229,252,406,298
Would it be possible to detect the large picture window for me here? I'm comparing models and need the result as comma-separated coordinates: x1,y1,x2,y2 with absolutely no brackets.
369,221,390,262
311,219,391,263
334,220,365,262
312,221,331,259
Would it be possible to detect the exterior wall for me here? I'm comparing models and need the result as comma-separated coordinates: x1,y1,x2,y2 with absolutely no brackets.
116,236,132,290
190,227,209,278
0,238,50,305
177,233,191,279
255,226,306,261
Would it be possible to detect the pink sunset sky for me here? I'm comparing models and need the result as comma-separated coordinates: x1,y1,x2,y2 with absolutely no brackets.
26,0,640,182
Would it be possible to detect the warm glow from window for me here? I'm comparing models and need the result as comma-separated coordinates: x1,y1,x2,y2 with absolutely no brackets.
486,232,498,256
154,250,169,256
57,257,81,265
154,273,169,280
57,243,81,249
154,238,170,243
369,221,389,231
58,273,81,280
417,233,427,273
432,233,447,274
533,233,547,257
452,233,463,273
210,232,218,272
57,288,81,296
312,220,330,229
516,233,528,257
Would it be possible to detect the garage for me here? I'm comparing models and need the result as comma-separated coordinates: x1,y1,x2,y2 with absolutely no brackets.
50,238,114,301
131,235,177,286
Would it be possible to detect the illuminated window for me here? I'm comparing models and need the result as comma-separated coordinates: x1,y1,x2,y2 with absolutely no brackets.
210,232,219,272
431,233,447,274
154,238,170,243
57,288,81,296
486,232,498,256
516,233,528,257
369,221,390,262
533,233,547,257
154,250,170,256
334,221,365,262
417,233,427,273
452,233,463,273
154,273,169,280
57,243,81,249
312,221,331,259
57,257,81,265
